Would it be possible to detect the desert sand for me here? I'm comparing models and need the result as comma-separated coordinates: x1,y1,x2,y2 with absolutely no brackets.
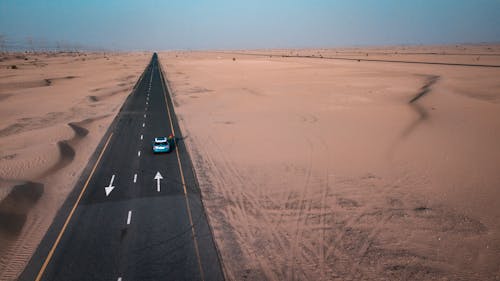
159,45,500,280
0,51,149,280
1,45,499,281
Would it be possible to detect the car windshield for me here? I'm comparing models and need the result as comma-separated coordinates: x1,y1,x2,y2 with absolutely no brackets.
155,142,166,146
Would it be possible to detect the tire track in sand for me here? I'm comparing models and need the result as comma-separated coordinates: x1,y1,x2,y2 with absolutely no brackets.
195,135,291,280
288,135,314,281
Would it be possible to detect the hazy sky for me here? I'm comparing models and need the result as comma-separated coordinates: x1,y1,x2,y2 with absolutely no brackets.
1,0,499,50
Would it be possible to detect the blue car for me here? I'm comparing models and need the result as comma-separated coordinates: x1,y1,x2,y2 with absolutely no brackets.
152,137,170,153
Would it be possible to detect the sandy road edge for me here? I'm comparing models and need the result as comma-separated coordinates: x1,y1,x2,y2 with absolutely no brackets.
158,58,229,281
16,59,152,281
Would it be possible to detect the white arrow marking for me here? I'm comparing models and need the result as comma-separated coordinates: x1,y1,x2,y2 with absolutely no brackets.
105,175,115,196
154,171,163,192
127,210,132,225
133,173,137,183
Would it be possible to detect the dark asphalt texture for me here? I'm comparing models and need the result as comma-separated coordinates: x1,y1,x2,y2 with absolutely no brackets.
19,53,224,281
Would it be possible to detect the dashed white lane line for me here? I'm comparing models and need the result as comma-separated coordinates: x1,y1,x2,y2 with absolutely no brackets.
133,173,137,183
117,278,122,281
142,122,145,127
127,211,132,225
138,150,141,157
140,134,143,140
144,114,146,118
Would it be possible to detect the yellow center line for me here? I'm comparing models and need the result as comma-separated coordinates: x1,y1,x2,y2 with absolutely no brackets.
36,132,114,281
158,60,206,281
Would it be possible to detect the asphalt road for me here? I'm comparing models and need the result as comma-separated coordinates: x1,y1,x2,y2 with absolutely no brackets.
20,53,224,281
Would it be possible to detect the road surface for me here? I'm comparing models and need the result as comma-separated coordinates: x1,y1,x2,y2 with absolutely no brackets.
20,53,224,281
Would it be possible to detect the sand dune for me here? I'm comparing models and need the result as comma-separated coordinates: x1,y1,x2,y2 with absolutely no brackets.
160,45,500,280
0,51,149,280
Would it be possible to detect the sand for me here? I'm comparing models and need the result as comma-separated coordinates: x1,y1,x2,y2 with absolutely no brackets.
0,51,149,280
1,46,499,280
159,45,500,280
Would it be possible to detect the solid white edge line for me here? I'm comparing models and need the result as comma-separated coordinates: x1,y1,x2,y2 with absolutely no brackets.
127,211,132,225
